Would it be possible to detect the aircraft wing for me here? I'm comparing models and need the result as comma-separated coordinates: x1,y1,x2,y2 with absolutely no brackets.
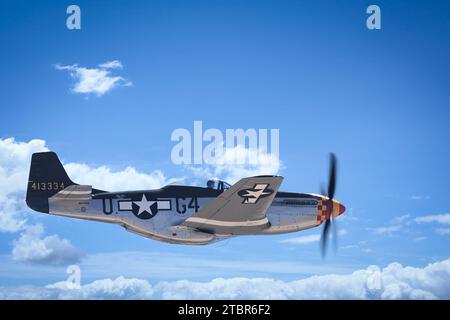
183,175,283,235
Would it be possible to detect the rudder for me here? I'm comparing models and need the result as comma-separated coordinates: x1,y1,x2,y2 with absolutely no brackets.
26,152,76,213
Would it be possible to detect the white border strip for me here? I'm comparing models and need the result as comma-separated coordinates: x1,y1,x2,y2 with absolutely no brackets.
57,190,91,195
186,216,269,227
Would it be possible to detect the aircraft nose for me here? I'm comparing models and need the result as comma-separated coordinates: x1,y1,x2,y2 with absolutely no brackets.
339,203,346,215
331,200,346,217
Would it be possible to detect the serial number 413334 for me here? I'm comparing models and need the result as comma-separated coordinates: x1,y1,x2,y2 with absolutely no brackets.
30,182,65,191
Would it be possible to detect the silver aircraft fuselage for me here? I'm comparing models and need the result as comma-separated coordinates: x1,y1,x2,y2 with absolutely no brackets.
48,185,345,245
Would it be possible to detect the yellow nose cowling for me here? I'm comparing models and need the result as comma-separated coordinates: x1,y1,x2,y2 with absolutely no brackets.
332,200,346,217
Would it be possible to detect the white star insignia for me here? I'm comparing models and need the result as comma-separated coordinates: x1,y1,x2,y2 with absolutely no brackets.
133,194,156,216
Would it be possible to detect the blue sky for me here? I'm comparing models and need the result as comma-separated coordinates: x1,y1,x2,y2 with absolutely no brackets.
0,0,450,299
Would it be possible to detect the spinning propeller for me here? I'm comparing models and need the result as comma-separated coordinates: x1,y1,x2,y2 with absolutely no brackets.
319,153,343,258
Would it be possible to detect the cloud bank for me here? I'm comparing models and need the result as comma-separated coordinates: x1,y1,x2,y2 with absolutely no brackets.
1,258,450,299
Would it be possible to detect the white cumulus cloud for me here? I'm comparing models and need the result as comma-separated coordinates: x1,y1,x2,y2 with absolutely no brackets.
0,194,27,233
410,195,431,200
54,61,132,96
189,145,282,184
0,138,48,232
0,137,48,195
12,224,83,265
2,258,450,299
280,229,347,245
415,214,450,225
0,137,175,265
157,258,450,299
435,228,450,235
65,163,171,192
280,234,320,245
98,60,123,69
46,276,153,299
0,276,153,300
391,214,410,224
368,225,401,235
0,137,174,231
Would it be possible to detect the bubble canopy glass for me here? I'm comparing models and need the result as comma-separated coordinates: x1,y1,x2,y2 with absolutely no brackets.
167,178,231,191
206,179,231,191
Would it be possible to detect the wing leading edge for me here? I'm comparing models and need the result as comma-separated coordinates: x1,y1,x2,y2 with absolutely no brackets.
183,176,283,235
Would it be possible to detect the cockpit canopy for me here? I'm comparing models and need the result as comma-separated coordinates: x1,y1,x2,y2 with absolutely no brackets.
206,179,231,192
167,178,232,192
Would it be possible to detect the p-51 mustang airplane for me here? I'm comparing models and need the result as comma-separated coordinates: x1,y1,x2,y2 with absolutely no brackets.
26,152,345,255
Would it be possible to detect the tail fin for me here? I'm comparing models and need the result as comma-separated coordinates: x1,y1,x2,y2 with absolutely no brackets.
26,152,76,213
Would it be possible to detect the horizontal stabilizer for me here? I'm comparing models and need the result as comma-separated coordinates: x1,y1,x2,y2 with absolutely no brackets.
51,185,92,200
